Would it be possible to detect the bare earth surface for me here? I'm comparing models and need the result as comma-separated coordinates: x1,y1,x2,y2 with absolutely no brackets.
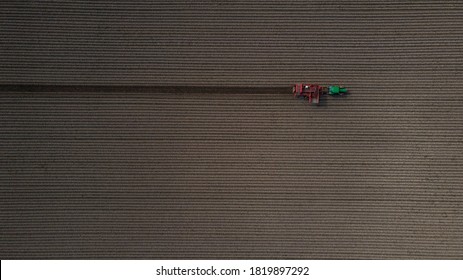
1,1,462,258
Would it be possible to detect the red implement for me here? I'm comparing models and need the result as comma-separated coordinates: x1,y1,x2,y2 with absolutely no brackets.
292,84,328,104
